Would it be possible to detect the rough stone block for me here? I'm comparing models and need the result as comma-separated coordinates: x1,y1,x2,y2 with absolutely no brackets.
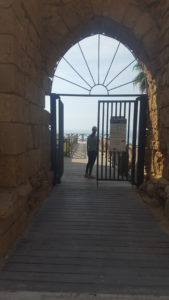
0,0,15,8
0,154,28,187
103,0,129,22
0,94,29,123
0,189,17,220
27,149,41,177
31,125,41,149
0,7,14,34
30,103,43,124
0,64,24,95
0,34,15,63
123,6,142,29
165,198,169,219
91,0,104,16
142,29,159,58
32,125,50,149
0,211,28,257
21,0,41,32
160,107,169,128
40,146,50,168
133,13,155,38
74,0,92,19
0,124,33,155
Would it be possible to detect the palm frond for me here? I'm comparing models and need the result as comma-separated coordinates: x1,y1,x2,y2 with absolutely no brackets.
133,62,147,93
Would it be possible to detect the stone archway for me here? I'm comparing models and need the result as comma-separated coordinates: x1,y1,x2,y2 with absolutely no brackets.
41,0,161,180
0,0,168,257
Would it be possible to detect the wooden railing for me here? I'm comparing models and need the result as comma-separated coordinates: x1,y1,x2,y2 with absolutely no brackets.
64,134,78,157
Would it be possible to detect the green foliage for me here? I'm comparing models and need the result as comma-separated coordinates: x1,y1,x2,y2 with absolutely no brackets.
133,62,147,93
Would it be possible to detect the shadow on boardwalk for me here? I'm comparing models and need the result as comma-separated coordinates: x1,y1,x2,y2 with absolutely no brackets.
0,143,169,296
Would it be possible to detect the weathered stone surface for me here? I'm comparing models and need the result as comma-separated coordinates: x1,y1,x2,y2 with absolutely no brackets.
0,154,28,187
27,149,41,177
146,183,155,198
0,7,14,34
103,0,130,22
165,198,169,219
0,190,17,219
0,35,15,63
0,64,24,95
0,95,29,123
0,0,169,258
0,124,33,155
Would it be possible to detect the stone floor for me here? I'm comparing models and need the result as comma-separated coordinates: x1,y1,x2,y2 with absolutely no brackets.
0,143,169,298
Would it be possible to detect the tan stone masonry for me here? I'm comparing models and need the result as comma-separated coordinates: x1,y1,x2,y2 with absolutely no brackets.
0,0,169,257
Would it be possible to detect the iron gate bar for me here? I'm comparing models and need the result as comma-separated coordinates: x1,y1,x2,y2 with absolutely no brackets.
98,34,100,84
101,102,105,180
89,84,109,95
54,75,90,92
106,59,136,87
105,102,109,179
63,57,92,88
131,100,138,184
78,42,96,85
126,102,131,181
97,97,145,184
50,94,64,185
50,94,57,184
58,99,64,182
97,102,100,182
103,42,120,85
108,80,136,92
50,93,143,97
136,95,148,185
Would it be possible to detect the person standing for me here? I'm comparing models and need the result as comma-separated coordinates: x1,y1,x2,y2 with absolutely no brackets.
85,126,98,179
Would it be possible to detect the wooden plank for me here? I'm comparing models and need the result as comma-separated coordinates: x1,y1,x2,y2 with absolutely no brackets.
1,147,169,295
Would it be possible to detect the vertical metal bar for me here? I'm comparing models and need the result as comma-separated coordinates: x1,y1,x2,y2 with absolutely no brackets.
109,102,113,180
136,95,148,185
105,102,109,179
127,103,131,145
58,99,64,182
119,101,122,117
131,100,138,184
117,152,120,180
113,151,116,179
126,102,131,181
97,101,100,182
115,102,117,117
121,152,123,181
109,152,112,180
111,102,113,117
98,34,100,84
50,94,57,185
101,102,105,179
124,102,126,118
124,101,127,181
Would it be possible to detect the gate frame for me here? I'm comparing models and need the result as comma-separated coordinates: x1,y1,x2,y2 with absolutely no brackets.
49,93,147,185
96,94,147,186
50,93,64,185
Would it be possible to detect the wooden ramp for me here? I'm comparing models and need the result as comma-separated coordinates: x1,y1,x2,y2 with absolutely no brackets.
0,143,169,296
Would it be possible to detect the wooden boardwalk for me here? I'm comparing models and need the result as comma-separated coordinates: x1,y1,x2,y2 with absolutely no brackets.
1,143,169,296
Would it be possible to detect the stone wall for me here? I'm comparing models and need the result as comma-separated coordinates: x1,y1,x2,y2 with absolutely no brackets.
142,1,169,217
0,0,169,257
0,0,52,257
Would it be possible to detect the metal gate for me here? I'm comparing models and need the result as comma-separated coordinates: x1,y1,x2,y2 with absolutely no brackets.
50,93,64,184
97,95,147,185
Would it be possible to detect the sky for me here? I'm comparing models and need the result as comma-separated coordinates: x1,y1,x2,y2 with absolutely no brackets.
45,34,140,133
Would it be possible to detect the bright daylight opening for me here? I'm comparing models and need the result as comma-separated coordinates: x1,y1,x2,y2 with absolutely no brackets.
45,34,141,134
46,34,144,182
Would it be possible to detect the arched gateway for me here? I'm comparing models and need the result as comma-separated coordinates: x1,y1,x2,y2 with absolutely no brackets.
0,0,168,257
50,33,147,186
